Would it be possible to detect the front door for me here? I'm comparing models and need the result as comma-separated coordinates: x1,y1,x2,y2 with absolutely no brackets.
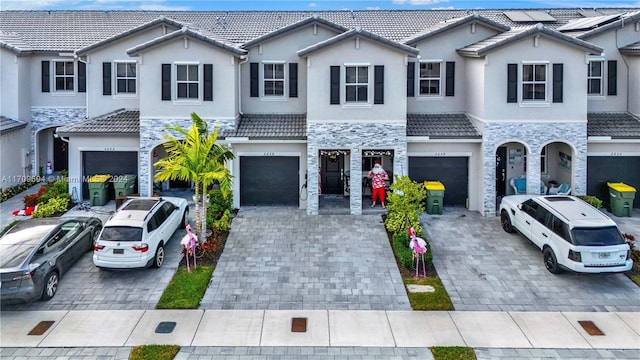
53,136,68,171
321,155,343,195
496,146,507,197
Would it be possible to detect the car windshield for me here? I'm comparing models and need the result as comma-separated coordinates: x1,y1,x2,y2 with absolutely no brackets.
571,226,625,246
99,226,143,242
0,225,56,267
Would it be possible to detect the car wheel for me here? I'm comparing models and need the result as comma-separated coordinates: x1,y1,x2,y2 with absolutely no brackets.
543,247,562,274
41,271,59,300
180,209,188,229
90,227,102,251
500,210,515,233
152,243,165,268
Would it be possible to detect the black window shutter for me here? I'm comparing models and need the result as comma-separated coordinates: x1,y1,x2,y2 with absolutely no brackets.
445,61,455,97
507,63,517,103
250,62,259,97
41,61,50,92
289,63,298,98
607,60,617,96
552,63,563,103
407,62,415,97
330,66,340,104
102,62,112,95
161,63,171,101
204,64,213,101
78,61,86,93
374,65,384,104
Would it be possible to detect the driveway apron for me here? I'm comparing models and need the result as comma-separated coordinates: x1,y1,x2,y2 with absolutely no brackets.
422,208,640,312
200,207,410,310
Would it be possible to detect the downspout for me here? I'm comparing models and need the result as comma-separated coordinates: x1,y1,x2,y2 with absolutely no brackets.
238,55,249,115
615,24,631,113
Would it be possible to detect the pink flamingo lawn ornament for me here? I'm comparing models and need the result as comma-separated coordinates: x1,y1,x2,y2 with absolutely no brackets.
408,226,427,279
180,224,198,272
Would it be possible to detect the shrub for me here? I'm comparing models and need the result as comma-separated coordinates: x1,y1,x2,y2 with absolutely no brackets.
385,175,426,236
206,188,232,236
32,197,70,218
23,186,46,208
624,233,639,271
578,195,603,209
39,179,70,204
0,179,40,203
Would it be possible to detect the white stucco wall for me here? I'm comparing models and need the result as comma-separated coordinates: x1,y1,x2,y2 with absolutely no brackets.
241,24,341,114
1,49,32,121
84,24,179,117
135,37,239,120
0,127,31,188
303,37,408,122
28,54,87,108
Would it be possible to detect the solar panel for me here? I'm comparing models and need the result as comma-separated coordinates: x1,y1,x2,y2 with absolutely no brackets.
504,11,557,22
557,14,620,31
525,11,556,22
578,9,602,18
504,11,533,22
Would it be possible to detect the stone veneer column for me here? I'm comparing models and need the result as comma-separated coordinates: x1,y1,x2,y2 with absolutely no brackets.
482,121,587,216
30,107,86,175
139,118,235,197
307,121,407,215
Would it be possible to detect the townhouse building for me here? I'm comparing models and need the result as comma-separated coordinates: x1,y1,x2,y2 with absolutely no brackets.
0,8,639,216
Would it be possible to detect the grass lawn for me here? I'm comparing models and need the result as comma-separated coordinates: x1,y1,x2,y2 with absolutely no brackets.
156,265,214,309
129,345,180,360
431,346,477,360
404,276,454,311
628,273,640,286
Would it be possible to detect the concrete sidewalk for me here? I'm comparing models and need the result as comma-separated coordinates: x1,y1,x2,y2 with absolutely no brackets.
1,310,639,349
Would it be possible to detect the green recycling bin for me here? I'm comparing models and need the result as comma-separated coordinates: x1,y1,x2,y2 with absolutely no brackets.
88,174,110,206
425,181,445,215
607,182,636,217
113,174,137,197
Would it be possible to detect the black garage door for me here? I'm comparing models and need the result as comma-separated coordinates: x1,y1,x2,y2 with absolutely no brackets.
83,151,138,200
240,156,299,206
409,157,468,206
587,156,640,209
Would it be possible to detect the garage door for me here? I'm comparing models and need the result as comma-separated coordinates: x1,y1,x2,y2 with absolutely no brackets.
587,156,640,208
409,157,468,206
240,156,299,206
82,151,138,199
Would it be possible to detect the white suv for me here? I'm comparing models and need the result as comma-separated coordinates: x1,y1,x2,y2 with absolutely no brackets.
93,197,188,269
499,195,632,274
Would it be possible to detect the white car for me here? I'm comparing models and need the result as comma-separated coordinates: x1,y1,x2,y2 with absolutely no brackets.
499,195,632,274
93,197,188,269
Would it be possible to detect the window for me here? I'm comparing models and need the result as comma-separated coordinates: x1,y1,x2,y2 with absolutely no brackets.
419,62,441,95
587,61,603,95
345,66,368,102
522,64,546,101
115,62,136,94
263,63,284,96
54,60,74,91
540,145,548,174
176,64,199,99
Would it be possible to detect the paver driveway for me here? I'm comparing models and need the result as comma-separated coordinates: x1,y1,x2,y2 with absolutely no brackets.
421,208,640,312
200,207,410,310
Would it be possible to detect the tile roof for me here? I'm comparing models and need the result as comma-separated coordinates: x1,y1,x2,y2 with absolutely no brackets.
228,113,306,139
0,116,27,134
576,11,640,40
127,26,246,56
0,31,32,54
56,109,139,135
242,15,348,49
407,113,481,139
457,23,603,58
403,13,510,45
620,41,640,55
0,9,637,52
297,26,419,57
587,112,640,139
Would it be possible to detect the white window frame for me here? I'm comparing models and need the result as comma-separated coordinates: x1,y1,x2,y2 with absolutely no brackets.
418,60,442,97
262,61,286,99
344,63,370,105
52,59,76,94
114,60,137,97
587,59,604,96
521,62,548,103
540,145,548,175
175,62,201,103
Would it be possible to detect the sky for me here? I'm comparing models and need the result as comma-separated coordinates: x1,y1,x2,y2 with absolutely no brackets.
1,0,639,11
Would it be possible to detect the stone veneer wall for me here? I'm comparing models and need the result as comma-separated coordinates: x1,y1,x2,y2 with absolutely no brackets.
482,121,587,216
138,118,235,196
30,107,86,175
307,121,407,215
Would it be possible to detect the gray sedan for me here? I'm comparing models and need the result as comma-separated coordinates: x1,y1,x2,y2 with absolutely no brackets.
0,217,102,304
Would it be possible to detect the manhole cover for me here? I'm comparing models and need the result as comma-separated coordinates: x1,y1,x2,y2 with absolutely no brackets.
578,320,605,336
155,321,177,334
28,321,55,336
291,317,307,333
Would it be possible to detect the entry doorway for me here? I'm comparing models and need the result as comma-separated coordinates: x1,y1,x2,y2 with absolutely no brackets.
321,154,344,195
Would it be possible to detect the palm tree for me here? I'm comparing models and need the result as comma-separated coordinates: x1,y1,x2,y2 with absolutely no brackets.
154,112,234,239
